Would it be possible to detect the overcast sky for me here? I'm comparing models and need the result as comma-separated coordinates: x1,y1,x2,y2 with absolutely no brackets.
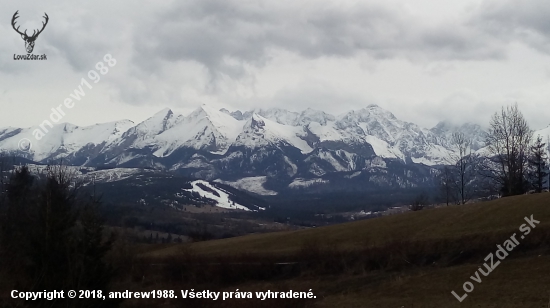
2,0,550,130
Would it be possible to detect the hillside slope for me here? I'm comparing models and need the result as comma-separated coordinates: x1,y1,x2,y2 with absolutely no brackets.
133,193,550,308
147,192,550,257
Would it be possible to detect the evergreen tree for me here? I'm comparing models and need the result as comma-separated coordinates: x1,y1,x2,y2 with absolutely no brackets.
0,165,118,308
528,135,549,192
69,197,116,307
0,166,35,282
31,168,79,292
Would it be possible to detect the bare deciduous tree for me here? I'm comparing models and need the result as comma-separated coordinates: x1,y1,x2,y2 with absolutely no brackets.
449,132,474,204
409,192,429,211
485,103,533,196
438,166,456,206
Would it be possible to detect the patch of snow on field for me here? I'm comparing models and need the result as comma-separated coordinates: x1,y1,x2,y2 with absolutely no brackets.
216,176,278,196
288,178,329,189
85,168,144,183
185,180,251,211
345,171,362,179
26,164,91,175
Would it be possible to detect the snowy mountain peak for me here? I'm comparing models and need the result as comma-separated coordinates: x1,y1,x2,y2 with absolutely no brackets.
361,104,397,120
431,120,454,132
1,105,492,169
200,104,217,113
256,108,300,126
194,105,235,122
298,108,335,126
136,108,177,135
220,109,248,121
153,107,173,119
186,105,234,125
234,113,312,153
145,104,245,156
430,121,486,150
249,113,266,129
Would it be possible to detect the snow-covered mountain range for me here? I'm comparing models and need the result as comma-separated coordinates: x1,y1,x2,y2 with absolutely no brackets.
1,104,548,195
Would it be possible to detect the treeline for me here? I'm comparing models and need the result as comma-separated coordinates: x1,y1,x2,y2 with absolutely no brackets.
0,163,119,308
437,103,549,206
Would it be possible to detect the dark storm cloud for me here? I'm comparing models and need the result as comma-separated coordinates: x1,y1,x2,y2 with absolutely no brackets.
132,0,505,79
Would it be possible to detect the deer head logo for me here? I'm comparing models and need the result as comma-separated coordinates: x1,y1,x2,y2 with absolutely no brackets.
11,11,49,54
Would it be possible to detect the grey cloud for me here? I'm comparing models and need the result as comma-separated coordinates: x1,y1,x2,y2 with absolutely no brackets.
472,0,550,54
419,91,495,127
1,1,134,73
3,0,540,129
254,81,375,115
133,0,270,79
418,24,505,60
133,0,506,80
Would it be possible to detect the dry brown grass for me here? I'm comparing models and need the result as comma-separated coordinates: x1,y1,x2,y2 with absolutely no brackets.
143,192,550,258
114,192,550,307
316,254,550,308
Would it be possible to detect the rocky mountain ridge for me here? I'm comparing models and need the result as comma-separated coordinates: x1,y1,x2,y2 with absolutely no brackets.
1,104,524,196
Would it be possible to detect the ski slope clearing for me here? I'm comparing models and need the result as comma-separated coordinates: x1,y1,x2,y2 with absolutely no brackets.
184,180,252,211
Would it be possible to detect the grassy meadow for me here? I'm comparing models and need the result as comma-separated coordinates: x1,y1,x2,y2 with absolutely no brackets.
105,192,550,307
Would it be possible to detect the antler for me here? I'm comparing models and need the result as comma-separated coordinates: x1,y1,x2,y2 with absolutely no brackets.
11,10,26,37
32,13,49,38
